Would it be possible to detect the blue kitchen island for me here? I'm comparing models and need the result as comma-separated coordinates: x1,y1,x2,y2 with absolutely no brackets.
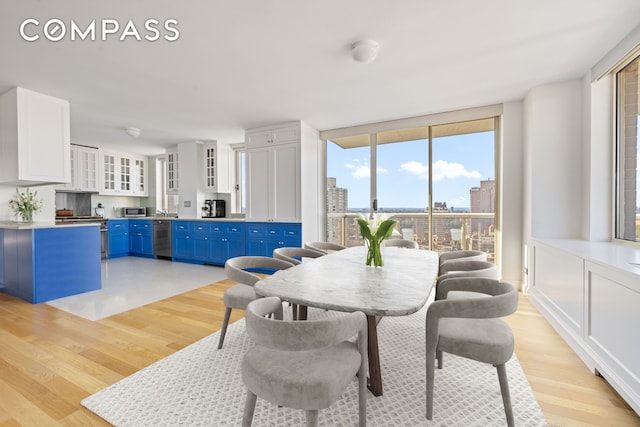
0,222,102,303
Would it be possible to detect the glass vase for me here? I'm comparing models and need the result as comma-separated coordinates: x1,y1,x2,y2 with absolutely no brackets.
20,210,34,222
365,239,384,267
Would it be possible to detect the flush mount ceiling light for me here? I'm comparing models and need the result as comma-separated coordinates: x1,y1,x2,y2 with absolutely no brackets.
351,39,379,64
125,126,141,138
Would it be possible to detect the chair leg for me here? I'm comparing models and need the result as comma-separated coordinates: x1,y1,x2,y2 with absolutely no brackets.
242,390,257,427
426,354,435,420
436,350,443,369
218,307,232,349
292,303,298,320
358,360,367,426
306,409,318,427
496,364,515,427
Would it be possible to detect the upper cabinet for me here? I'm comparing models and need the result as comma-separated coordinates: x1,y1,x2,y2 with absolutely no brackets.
245,122,318,226
131,155,147,195
165,149,178,194
202,140,230,193
0,87,70,185
245,124,299,148
99,150,148,196
56,144,99,192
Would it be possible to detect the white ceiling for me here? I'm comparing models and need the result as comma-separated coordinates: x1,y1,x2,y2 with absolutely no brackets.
1,0,639,155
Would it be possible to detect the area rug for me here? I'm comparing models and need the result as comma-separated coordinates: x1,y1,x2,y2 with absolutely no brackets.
82,305,547,426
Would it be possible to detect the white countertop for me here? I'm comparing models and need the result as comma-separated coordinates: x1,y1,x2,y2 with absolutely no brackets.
534,238,640,277
0,221,100,230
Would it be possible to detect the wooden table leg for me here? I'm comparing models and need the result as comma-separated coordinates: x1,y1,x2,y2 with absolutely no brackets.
366,315,383,396
298,305,308,321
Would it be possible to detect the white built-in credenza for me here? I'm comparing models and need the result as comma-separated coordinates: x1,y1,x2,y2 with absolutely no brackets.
529,239,640,415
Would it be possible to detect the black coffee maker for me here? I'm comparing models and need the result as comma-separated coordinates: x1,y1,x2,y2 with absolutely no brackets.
202,199,226,218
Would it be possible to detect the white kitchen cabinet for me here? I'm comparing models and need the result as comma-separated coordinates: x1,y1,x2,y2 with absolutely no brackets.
166,149,178,194
56,144,99,192
99,150,148,196
202,140,230,193
100,151,118,194
245,122,315,225
0,87,70,185
131,155,148,196
245,123,299,148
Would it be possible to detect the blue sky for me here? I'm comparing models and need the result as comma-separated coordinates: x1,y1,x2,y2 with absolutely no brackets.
327,131,495,210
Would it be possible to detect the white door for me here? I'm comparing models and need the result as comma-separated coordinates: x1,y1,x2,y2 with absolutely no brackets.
246,146,271,221
272,143,300,221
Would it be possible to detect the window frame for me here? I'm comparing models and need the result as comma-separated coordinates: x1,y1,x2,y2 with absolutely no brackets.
321,106,501,259
231,144,246,214
613,51,640,245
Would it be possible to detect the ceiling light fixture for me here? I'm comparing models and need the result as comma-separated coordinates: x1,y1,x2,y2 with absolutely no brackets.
125,126,141,138
351,39,379,64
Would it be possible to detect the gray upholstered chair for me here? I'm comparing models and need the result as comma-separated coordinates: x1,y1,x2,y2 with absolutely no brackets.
242,297,368,427
425,278,519,426
272,247,324,319
273,247,325,265
438,250,487,274
218,256,294,349
435,260,498,300
304,241,347,254
382,239,419,249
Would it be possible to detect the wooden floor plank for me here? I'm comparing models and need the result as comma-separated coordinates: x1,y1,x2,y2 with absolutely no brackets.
0,283,638,426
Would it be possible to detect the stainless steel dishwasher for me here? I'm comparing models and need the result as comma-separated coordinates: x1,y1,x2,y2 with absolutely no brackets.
153,219,172,259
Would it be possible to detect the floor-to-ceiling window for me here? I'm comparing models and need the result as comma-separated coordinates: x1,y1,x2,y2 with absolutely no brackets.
615,52,640,243
326,136,370,245
322,110,498,260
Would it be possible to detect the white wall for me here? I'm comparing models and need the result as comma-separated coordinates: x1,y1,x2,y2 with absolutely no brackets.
524,79,585,239
0,184,56,221
176,141,203,218
500,102,525,286
300,121,321,243
585,73,614,241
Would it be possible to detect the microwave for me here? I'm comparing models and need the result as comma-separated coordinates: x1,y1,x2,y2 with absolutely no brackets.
124,207,147,217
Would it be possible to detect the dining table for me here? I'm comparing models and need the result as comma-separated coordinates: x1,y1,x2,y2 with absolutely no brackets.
254,245,439,396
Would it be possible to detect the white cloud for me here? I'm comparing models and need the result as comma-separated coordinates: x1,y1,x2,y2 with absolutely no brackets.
400,161,429,179
345,160,387,180
400,160,481,181
351,165,371,179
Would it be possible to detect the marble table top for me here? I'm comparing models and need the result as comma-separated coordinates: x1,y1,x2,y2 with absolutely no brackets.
255,246,439,317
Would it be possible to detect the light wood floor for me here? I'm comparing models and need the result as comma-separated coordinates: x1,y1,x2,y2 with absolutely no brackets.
0,282,638,426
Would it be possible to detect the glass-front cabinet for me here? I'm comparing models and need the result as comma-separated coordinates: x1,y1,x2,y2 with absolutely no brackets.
202,140,230,192
56,144,99,192
99,151,148,196
166,149,178,194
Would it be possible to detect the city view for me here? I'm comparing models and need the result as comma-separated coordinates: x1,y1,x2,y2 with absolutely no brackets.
326,177,496,260
325,129,496,259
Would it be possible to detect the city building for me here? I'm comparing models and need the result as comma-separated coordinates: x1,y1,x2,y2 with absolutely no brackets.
326,177,348,243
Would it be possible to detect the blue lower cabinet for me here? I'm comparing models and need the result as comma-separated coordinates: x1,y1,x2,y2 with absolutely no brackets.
172,221,194,261
192,235,211,262
172,221,245,265
108,219,129,258
129,219,154,257
245,222,301,257
207,223,245,265
210,236,245,264
0,226,101,303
